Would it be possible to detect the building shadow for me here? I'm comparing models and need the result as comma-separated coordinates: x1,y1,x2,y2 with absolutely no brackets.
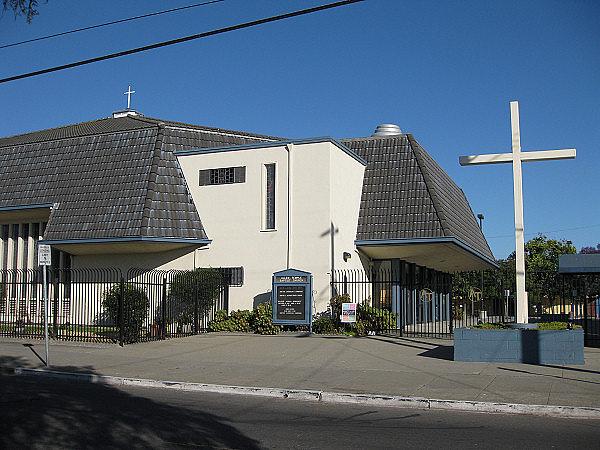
417,345,454,361
0,356,261,449
367,336,454,360
253,292,271,309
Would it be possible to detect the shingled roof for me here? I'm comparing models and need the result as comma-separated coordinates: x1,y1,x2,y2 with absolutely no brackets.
0,114,278,244
342,134,495,263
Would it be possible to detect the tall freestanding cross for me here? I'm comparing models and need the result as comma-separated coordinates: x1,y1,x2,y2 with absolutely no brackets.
459,101,576,324
124,85,135,109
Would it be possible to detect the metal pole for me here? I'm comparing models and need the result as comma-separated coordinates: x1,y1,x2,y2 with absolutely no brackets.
43,265,49,367
477,213,484,318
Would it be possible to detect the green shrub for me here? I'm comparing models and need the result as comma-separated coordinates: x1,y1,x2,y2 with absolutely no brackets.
208,309,252,332
102,283,149,343
353,320,367,337
167,268,223,327
312,315,338,335
357,305,397,333
207,304,280,335
252,303,280,335
330,294,351,327
537,321,580,330
473,322,508,329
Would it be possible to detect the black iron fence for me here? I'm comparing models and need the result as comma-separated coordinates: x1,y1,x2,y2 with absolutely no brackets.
332,269,600,346
332,268,511,339
528,272,600,347
0,268,229,345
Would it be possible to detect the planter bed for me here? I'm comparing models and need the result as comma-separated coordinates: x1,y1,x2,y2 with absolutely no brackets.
454,327,584,365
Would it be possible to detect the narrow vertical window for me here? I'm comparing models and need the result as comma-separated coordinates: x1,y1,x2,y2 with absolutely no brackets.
264,163,276,230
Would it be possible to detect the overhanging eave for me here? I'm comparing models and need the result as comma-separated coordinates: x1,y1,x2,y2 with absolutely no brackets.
355,237,498,272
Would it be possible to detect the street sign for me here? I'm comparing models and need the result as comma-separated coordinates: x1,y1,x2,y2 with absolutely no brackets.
37,244,51,367
38,244,51,266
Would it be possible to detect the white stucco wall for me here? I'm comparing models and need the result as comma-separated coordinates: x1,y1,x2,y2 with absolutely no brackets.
177,141,366,313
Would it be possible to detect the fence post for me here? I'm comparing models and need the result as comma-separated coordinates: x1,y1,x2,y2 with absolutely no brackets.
194,285,199,335
118,276,124,347
583,278,588,347
449,274,454,335
52,270,59,338
161,276,167,339
223,282,230,313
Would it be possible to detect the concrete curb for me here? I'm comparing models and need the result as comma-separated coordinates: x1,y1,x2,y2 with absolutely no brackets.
14,367,600,419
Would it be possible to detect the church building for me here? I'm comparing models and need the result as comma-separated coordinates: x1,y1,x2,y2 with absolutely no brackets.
0,110,496,314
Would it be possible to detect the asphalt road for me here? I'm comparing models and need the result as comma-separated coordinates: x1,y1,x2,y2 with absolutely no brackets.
1,375,598,449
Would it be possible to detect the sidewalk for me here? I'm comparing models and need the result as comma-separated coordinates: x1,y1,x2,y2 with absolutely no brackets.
1,333,599,409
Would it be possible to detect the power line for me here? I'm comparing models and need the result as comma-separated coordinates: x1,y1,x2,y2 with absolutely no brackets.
0,0,363,84
0,0,226,50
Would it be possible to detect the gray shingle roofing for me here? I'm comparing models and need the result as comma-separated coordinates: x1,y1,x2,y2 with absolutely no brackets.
0,114,493,263
0,114,279,243
342,134,495,262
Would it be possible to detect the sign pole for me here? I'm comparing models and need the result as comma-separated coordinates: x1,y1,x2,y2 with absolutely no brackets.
38,244,52,367
43,264,49,367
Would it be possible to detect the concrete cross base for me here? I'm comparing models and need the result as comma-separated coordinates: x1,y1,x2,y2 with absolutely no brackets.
454,328,584,365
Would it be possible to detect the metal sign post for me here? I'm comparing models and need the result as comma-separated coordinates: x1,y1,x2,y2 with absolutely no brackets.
38,244,52,367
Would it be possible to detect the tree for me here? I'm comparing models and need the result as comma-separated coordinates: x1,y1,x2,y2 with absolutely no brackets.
102,283,150,343
2,0,45,23
167,268,223,328
580,244,600,254
453,235,577,314
504,235,576,308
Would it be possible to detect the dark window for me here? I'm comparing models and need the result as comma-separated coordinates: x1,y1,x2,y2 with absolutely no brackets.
200,166,245,186
21,224,29,272
11,224,18,272
265,163,276,230
219,267,244,287
1,225,8,271
32,223,40,268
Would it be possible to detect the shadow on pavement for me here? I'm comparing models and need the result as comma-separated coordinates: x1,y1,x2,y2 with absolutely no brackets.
417,345,454,361
0,355,261,449
367,336,454,360
538,364,600,376
497,366,600,386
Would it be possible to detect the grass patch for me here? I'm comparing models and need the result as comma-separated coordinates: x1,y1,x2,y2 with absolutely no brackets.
472,322,509,329
537,321,581,330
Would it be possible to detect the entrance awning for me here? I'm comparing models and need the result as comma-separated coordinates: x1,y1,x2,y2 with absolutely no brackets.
356,237,498,273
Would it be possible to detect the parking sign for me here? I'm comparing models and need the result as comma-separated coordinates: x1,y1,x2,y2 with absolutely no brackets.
38,244,51,266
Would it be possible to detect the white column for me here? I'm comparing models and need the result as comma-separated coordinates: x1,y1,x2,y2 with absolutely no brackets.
6,225,15,273
27,223,35,271
17,224,25,271
510,102,528,324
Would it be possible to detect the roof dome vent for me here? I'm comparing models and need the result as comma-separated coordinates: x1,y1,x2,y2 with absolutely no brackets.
372,123,402,137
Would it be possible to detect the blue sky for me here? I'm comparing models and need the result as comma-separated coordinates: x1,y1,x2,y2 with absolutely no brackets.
1,0,598,259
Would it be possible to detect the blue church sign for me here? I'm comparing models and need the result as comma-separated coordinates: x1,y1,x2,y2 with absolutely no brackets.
272,268,313,326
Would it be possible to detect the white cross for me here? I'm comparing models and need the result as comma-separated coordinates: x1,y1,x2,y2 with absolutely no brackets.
124,85,135,109
459,101,576,324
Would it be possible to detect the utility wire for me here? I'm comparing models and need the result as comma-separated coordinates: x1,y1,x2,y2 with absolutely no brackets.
0,0,226,50
0,0,363,84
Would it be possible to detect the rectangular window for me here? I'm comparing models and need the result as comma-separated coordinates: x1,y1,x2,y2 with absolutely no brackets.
264,163,276,230
219,267,244,287
200,166,245,186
